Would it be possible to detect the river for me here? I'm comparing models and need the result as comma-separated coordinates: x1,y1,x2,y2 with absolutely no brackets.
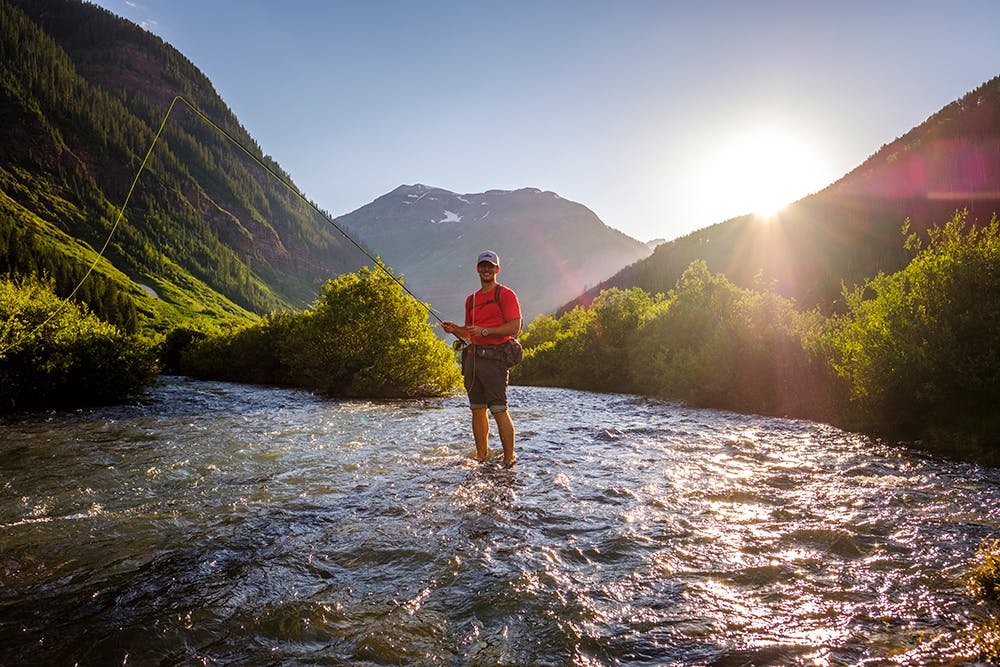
1,376,998,665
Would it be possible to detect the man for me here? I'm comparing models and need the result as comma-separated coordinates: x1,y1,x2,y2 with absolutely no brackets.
442,250,522,466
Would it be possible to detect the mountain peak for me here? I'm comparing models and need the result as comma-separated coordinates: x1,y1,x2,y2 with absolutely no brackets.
483,187,560,199
392,183,440,194
337,185,651,321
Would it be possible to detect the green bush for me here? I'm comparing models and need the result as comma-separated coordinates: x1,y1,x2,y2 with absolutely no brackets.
177,266,461,397
514,289,662,391
626,261,827,414
516,260,844,421
512,305,595,389
829,211,1000,442
158,326,208,375
517,211,1000,448
0,276,156,410
629,261,743,404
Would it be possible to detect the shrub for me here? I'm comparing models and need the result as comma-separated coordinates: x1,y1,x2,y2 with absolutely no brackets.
828,212,1000,442
518,260,843,421
176,266,460,398
0,275,156,410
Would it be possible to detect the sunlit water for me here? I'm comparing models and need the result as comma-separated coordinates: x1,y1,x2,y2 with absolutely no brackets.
2,376,999,665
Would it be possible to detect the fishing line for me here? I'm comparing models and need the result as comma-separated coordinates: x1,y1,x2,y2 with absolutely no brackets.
0,96,176,356
2,95,449,356
166,97,447,325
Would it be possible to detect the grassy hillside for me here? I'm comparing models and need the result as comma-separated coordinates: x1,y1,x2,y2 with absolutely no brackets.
1,164,256,333
1,0,367,335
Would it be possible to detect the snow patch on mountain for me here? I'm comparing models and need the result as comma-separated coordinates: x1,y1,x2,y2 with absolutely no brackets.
434,210,462,224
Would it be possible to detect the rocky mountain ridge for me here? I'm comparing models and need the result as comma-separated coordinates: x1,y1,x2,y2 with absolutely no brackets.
337,184,651,323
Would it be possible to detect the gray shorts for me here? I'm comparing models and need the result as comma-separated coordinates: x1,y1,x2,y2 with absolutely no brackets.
462,348,509,412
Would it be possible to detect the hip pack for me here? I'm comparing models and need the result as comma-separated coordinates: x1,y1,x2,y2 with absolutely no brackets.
465,338,523,368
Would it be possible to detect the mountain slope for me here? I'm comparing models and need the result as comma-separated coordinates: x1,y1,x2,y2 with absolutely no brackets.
336,185,651,322
1,0,368,331
564,75,1000,314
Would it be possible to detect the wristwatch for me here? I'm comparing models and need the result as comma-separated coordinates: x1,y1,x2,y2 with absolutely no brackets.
481,328,488,337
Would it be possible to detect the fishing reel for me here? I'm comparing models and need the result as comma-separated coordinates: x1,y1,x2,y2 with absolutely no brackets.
452,338,469,351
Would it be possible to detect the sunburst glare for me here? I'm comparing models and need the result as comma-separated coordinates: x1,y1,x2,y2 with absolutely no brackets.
696,124,833,221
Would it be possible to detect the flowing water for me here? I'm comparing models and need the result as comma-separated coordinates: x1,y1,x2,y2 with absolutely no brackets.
2,376,999,666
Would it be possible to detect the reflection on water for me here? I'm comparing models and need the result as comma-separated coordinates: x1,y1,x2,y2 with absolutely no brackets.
1,376,998,665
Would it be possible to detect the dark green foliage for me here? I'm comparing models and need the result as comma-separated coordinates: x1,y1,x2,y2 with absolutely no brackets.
629,262,742,404
514,289,665,391
158,325,206,375
519,213,1000,447
178,314,293,387
517,262,836,419
969,539,1000,603
830,211,1000,443
0,210,138,331
513,306,595,390
0,275,156,410
630,263,842,417
176,267,461,398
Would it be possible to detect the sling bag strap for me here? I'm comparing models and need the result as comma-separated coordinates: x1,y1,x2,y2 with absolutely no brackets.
465,285,506,325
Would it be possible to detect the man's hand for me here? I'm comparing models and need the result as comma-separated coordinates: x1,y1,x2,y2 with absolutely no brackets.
442,321,468,339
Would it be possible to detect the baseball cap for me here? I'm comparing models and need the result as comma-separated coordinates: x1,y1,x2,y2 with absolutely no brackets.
477,250,500,267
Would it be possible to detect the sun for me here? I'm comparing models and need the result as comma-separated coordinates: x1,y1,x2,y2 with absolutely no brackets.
695,125,832,221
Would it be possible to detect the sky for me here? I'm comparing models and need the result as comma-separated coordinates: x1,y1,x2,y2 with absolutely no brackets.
90,0,1000,243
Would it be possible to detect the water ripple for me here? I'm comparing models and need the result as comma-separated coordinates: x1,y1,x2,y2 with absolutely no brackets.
1,377,998,664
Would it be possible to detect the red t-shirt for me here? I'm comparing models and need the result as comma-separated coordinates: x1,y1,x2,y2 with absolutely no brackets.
464,285,521,346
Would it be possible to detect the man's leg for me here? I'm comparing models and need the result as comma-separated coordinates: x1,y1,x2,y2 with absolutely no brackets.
471,407,490,462
493,408,515,466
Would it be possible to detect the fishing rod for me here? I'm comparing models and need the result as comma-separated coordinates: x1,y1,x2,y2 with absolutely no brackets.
6,95,465,353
